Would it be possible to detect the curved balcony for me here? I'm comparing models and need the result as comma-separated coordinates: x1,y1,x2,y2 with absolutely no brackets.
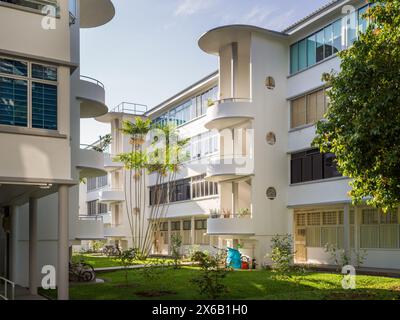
206,155,254,182
205,99,254,130
80,0,115,28
77,148,107,179
77,76,108,118
104,153,124,172
76,215,105,241
99,188,125,204
104,224,126,238
207,215,255,236
96,102,148,123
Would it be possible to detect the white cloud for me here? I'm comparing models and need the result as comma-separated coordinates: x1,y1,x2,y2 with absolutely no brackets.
221,5,297,31
174,0,219,16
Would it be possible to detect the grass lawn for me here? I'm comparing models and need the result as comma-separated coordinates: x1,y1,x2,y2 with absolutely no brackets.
41,267,400,300
72,253,174,269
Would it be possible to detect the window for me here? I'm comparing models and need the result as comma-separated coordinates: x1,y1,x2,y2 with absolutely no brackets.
289,4,371,74
98,202,108,214
0,0,60,14
0,77,28,127
195,220,207,230
171,221,181,231
360,209,400,249
190,131,219,160
295,210,355,249
290,43,299,74
169,179,191,203
152,86,218,127
32,82,57,130
290,88,328,129
291,149,341,184
149,174,219,206
87,201,97,216
192,174,218,199
0,57,58,130
87,175,108,192
160,222,168,232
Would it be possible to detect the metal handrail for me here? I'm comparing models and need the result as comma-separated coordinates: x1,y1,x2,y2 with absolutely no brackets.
0,277,15,301
110,102,148,115
216,98,252,104
80,75,105,89
78,215,103,222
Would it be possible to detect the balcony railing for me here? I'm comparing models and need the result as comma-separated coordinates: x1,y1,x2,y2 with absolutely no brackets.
0,0,60,16
216,98,252,104
209,210,251,219
80,75,105,89
0,277,15,301
78,215,103,222
110,102,148,115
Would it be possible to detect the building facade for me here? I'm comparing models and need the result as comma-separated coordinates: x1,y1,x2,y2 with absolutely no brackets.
0,0,115,300
75,0,400,272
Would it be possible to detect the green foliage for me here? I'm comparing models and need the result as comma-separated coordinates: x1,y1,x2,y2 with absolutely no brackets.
170,234,183,269
313,0,400,211
91,240,106,253
190,251,229,300
324,244,368,271
269,234,295,275
118,248,137,285
92,134,112,152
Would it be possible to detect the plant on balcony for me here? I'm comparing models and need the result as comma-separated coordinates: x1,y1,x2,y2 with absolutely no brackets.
209,209,220,219
92,134,112,153
114,120,190,258
222,209,232,219
238,208,250,218
207,98,215,107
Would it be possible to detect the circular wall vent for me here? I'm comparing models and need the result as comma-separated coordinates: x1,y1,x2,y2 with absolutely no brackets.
266,187,277,200
265,76,276,90
266,132,276,145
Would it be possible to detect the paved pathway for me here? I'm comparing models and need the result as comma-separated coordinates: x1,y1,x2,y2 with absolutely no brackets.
94,261,195,272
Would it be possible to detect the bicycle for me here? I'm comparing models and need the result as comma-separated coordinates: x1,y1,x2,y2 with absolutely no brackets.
69,260,96,282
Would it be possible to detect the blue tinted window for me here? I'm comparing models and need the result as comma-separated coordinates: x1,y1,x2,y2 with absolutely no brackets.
307,35,316,67
298,39,307,71
324,24,333,58
32,82,57,130
0,58,27,77
358,5,369,34
333,20,342,54
0,77,28,127
32,64,57,81
290,43,299,74
316,30,325,62
346,11,357,47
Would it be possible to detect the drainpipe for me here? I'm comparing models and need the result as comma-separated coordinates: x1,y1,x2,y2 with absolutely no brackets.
29,198,38,296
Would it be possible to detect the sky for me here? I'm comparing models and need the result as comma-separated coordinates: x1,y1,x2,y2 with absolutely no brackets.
80,0,330,145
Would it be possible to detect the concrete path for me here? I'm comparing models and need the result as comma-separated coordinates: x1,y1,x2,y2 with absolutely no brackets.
94,261,195,272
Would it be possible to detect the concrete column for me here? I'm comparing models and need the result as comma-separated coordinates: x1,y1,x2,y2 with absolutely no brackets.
29,198,38,295
58,185,69,300
231,182,238,216
191,216,195,245
10,206,18,282
231,42,238,98
343,204,351,262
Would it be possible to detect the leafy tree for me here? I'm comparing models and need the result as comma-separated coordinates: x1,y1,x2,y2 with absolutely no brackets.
314,0,400,210
190,251,229,300
118,248,137,286
114,118,190,257
170,234,183,269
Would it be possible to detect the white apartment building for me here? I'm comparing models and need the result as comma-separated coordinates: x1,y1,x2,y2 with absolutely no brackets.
0,0,115,300
83,0,400,271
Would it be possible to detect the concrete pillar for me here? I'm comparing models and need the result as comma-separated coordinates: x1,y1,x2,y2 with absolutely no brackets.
191,216,195,245
231,182,238,216
29,198,38,295
58,185,69,300
343,204,351,262
10,206,18,283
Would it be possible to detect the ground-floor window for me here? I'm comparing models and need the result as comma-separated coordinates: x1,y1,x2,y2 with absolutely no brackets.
360,208,399,249
295,209,355,249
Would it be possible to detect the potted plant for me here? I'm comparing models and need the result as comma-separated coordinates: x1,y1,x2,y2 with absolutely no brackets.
222,209,232,219
209,209,219,219
238,208,250,218
207,98,215,107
